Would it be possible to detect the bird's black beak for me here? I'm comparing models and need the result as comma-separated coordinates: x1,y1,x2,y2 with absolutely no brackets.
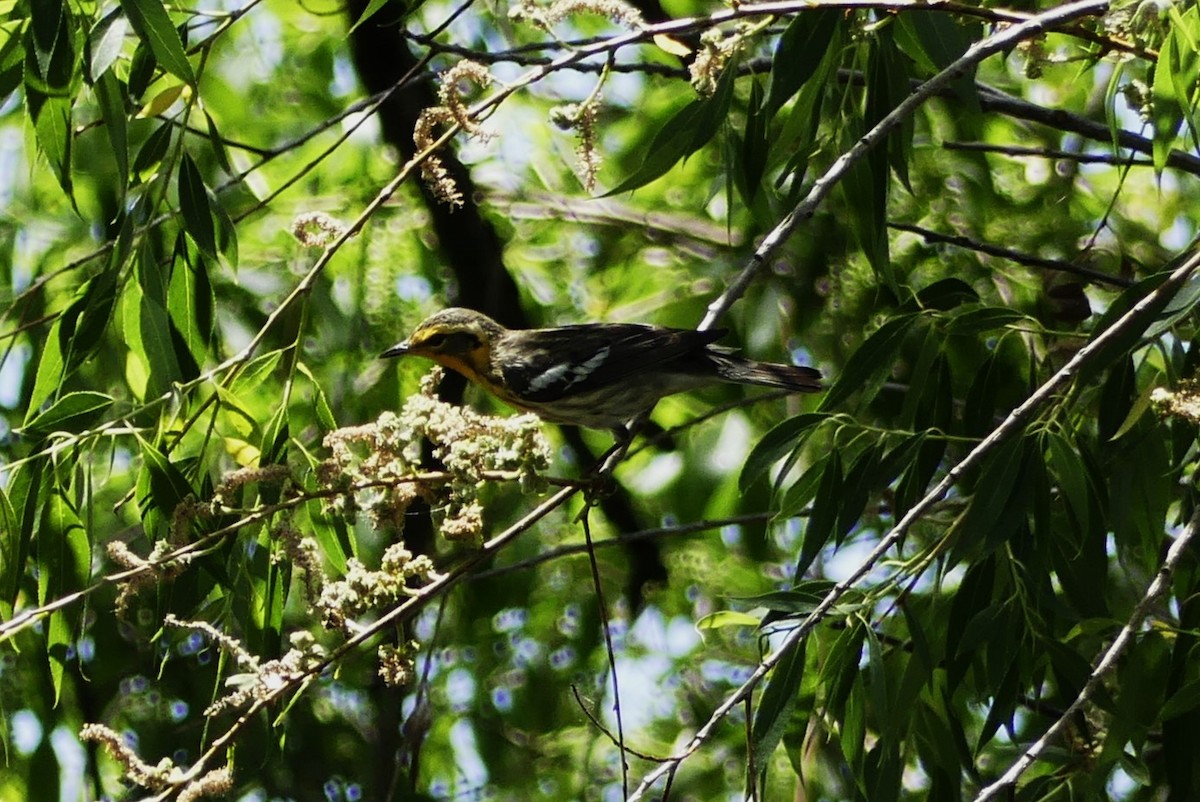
380,340,411,359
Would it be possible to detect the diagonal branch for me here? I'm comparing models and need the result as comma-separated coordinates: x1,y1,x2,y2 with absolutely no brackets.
629,235,1199,798
973,504,1200,801
699,0,1114,331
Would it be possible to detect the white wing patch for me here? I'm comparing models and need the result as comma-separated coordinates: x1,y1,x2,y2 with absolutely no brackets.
527,346,611,393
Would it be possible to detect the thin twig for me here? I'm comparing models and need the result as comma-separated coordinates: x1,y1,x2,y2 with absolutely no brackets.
699,0,1112,332
888,221,1133,288
943,141,1156,166
570,685,667,763
973,504,1200,801
581,509,629,796
631,175,1198,802
471,512,773,579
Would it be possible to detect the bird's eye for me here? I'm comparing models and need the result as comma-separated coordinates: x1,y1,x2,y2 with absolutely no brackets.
424,332,448,348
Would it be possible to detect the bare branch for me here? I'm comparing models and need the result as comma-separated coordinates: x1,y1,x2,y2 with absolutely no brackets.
974,503,1200,801
631,234,1200,799
700,0,1112,330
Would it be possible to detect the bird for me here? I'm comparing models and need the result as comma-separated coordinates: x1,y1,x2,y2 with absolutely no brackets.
381,307,822,436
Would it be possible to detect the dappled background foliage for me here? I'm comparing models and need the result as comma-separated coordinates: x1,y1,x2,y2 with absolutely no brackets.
2,0,1200,799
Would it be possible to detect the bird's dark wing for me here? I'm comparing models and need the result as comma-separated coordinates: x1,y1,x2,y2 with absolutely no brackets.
499,325,724,402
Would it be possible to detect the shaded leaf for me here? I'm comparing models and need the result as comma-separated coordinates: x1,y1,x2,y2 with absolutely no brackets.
740,412,829,491
820,314,919,412
765,9,840,117
118,0,195,85
605,66,735,196
179,151,218,259
752,638,807,764
38,493,91,704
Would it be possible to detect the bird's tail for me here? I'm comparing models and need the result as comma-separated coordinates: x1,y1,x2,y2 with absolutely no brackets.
711,354,822,392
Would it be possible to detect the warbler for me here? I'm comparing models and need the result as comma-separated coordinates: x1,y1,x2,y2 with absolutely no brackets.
381,308,822,434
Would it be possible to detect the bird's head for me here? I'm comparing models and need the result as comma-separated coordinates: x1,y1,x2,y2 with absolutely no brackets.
381,308,507,378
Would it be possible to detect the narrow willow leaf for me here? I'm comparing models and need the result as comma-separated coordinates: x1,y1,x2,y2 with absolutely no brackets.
38,493,91,705
133,121,172,177
1161,677,1200,720
764,9,840,116
21,391,113,437
1045,431,1091,537
26,318,66,422
118,0,195,85
168,237,214,366
135,82,187,119
1152,27,1184,174
26,0,77,94
696,610,760,630
297,362,336,432
946,305,1027,335
139,437,195,519
348,0,394,34
29,93,74,200
737,79,768,204
751,638,807,764
605,66,735,196
204,110,233,175
652,34,691,58
893,437,944,518
819,314,919,412
0,486,18,616
124,278,183,398
179,152,217,259
949,435,1028,564
796,450,841,576
88,8,130,80
740,412,828,491
95,71,129,199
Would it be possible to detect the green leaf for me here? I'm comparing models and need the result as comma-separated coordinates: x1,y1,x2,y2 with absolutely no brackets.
796,450,841,576
38,493,91,705
740,412,829,491
752,638,807,764
139,437,195,519
946,305,1027,335
21,392,113,437
736,78,768,204
696,610,760,630
1162,676,1200,720
133,120,173,177
123,275,183,400
168,237,215,366
26,318,67,422
26,0,79,94
179,151,218,259
89,8,130,81
349,0,395,34
894,12,979,113
949,435,1029,564
736,581,837,616
894,437,944,518
764,9,840,117
820,314,919,412
605,66,735,196
1045,431,1091,538
95,71,129,199
118,0,196,85
204,109,233,175
28,92,74,201
297,362,337,432
0,486,18,617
